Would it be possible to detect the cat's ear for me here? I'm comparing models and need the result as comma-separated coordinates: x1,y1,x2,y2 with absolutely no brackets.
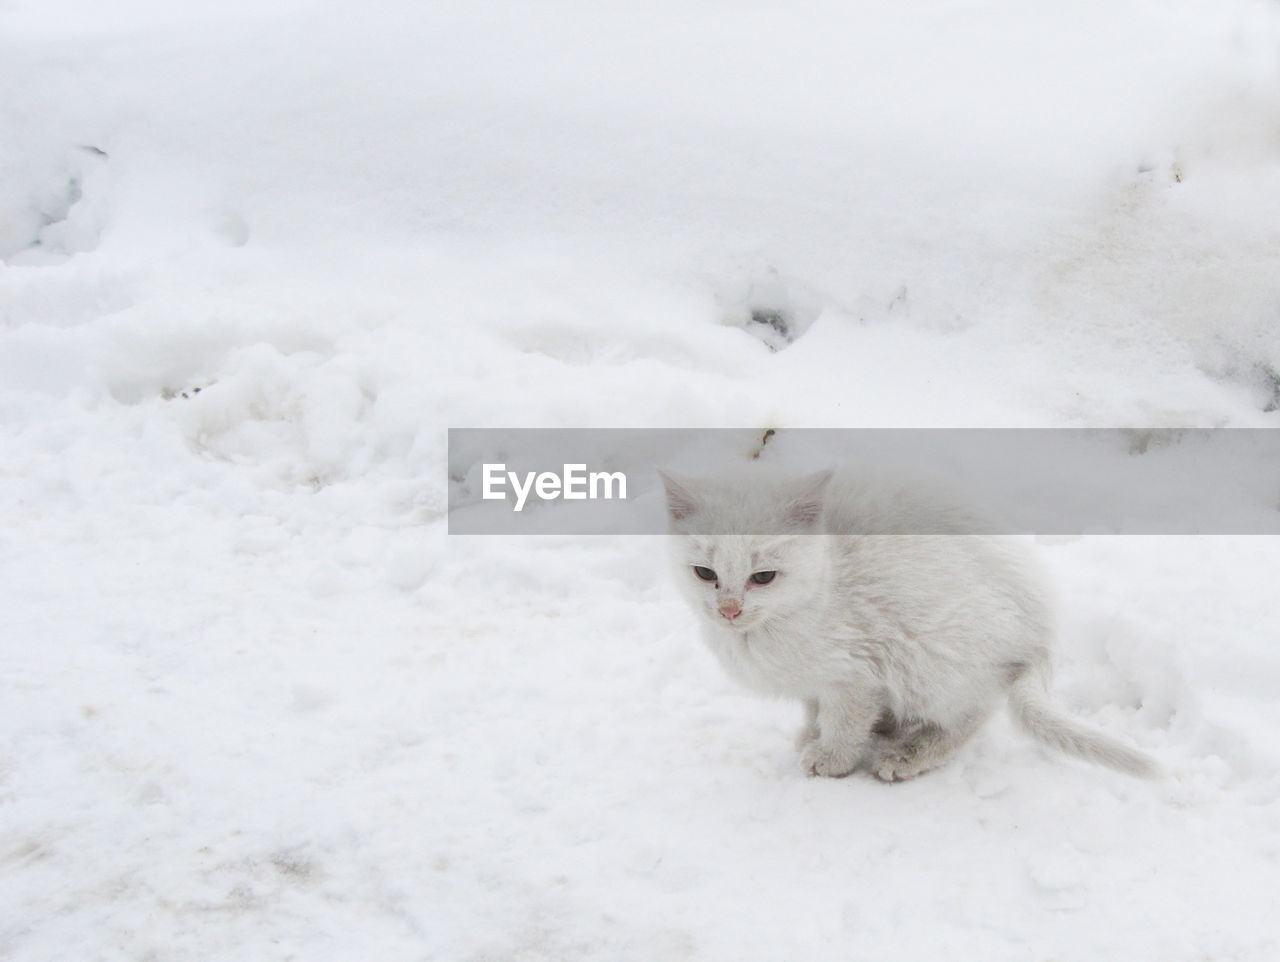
784,469,832,530
657,469,701,522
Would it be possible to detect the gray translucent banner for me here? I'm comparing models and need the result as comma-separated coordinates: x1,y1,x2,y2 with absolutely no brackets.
447,428,1280,534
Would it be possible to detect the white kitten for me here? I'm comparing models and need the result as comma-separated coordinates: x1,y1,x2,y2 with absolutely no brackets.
660,466,1156,781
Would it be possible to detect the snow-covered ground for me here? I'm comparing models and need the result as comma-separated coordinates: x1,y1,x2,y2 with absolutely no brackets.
3,1,1280,959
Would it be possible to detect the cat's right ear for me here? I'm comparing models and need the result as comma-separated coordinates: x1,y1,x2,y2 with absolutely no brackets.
783,469,833,531
657,469,700,522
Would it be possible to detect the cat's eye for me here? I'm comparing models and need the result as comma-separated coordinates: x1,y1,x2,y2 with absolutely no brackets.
693,565,717,582
749,570,777,585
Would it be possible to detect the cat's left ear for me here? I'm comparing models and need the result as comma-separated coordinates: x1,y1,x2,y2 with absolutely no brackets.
784,469,832,530
657,469,701,522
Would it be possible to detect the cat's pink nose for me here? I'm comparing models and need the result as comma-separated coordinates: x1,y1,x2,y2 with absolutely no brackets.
718,601,742,620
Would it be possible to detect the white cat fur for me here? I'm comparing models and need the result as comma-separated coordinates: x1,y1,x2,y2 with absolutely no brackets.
660,466,1157,781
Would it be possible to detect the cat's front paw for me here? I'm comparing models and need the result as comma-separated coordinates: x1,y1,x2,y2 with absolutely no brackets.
871,749,932,783
800,741,858,778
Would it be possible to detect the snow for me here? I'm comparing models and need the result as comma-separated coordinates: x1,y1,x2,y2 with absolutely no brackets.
3,0,1280,959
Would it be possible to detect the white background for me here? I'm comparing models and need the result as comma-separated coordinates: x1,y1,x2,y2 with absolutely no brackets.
3,1,1280,959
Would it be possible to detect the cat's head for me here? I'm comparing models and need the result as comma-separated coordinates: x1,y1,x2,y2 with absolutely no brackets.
658,467,832,632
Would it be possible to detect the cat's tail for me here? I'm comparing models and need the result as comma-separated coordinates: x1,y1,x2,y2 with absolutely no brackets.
1008,668,1159,779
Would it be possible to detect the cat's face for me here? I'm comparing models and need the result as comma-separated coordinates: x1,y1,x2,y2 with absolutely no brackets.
669,532,828,631
659,469,831,632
